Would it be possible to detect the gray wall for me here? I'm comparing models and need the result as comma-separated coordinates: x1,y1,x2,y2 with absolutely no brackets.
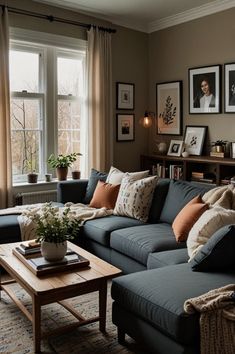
148,8,235,154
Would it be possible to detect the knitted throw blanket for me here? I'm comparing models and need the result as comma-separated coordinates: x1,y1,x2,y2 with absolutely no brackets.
184,284,235,354
0,203,113,241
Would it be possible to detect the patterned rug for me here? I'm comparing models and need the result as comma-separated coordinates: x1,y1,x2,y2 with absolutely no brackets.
0,278,146,354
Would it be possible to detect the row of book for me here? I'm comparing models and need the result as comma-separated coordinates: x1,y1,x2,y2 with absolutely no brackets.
151,164,183,180
169,165,183,180
191,171,216,184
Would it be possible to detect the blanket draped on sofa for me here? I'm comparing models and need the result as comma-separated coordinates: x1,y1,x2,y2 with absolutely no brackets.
184,284,235,354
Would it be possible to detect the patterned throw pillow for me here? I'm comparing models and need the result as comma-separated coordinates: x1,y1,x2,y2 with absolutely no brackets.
114,175,158,222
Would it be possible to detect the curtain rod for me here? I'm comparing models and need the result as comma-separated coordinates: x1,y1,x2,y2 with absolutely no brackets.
1,4,116,33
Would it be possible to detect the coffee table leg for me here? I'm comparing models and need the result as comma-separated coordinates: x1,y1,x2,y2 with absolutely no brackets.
32,295,41,353
99,280,107,332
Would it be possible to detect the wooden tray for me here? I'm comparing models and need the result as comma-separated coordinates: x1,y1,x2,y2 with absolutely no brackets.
12,247,90,276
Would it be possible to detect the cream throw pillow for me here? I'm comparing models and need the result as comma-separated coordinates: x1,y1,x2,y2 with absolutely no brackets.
114,175,158,222
106,166,149,185
187,206,235,260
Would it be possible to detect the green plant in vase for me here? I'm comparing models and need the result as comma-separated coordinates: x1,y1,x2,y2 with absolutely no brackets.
47,152,82,181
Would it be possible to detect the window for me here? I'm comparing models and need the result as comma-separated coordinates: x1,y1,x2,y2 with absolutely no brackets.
9,33,86,183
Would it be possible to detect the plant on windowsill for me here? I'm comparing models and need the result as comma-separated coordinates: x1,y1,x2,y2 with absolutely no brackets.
26,152,38,184
47,152,82,181
26,202,81,261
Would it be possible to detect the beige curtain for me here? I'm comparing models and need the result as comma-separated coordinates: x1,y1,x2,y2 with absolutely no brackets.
0,8,12,208
87,27,113,175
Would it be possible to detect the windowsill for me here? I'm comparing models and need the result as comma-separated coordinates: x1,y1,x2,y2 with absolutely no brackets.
13,179,58,187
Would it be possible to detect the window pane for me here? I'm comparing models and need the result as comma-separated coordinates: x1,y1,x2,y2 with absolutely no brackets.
10,50,39,92
11,99,40,130
11,131,40,175
57,57,81,95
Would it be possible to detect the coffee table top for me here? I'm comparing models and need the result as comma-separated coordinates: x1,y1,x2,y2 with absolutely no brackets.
0,241,122,295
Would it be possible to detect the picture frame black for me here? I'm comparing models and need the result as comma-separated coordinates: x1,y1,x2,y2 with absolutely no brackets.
116,82,135,110
156,80,182,135
167,140,184,157
224,62,235,113
116,114,135,142
188,65,221,114
184,125,208,156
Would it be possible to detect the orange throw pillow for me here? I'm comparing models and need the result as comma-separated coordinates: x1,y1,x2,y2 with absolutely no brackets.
172,195,209,242
89,181,120,209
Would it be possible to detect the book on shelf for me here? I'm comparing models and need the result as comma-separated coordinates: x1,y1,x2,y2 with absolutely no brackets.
210,152,225,158
169,164,183,180
152,164,165,178
191,171,204,179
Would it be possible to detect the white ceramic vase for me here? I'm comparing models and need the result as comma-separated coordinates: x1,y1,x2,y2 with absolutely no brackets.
41,241,67,261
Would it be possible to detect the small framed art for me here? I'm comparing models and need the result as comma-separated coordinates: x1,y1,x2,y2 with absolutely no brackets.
116,82,134,110
116,114,134,141
167,140,184,157
224,63,235,113
184,125,207,156
188,65,221,114
156,81,182,135
231,142,235,158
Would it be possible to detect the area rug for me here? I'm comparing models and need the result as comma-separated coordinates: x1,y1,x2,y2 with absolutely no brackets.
0,279,146,354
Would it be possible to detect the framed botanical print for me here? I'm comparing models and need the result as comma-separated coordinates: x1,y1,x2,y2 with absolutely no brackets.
116,82,135,110
156,81,182,135
189,65,221,114
224,63,235,113
184,125,207,156
116,114,134,141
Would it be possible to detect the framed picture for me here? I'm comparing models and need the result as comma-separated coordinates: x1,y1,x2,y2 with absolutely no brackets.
231,142,235,158
167,140,184,157
116,82,134,110
188,65,221,114
184,125,207,156
156,81,182,135
116,114,134,141
224,63,235,113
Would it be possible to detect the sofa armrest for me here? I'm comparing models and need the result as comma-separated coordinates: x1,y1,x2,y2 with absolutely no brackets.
57,179,88,204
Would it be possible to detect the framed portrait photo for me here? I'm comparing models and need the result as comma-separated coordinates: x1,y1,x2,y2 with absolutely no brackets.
156,81,182,135
167,140,184,157
116,82,134,110
116,114,135,142
188,65,221,114
224,63,235,113
184,125,207,156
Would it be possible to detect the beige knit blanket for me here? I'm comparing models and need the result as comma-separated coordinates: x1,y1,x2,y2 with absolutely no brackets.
0,203,113,241
184,284,235,354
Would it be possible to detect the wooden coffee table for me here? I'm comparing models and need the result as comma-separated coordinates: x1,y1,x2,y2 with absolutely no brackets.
0,241,121,353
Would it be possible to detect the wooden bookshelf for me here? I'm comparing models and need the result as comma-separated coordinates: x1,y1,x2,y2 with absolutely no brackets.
141,154,235,186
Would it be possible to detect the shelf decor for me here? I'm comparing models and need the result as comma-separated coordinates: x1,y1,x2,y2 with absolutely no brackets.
116,82,134,110
224,63,235,113
188,65,221,114
156,81,182,135
184,125,207,156
167,140,184,157
116,113,134,141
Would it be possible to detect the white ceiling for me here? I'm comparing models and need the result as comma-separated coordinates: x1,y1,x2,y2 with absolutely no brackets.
34,0,235,32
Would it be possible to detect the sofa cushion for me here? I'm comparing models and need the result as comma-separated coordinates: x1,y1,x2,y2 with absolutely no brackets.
106,166,149,185
147,249,189,269
111,264,235,345
110,223,185,265
160,180,210,224
83,168,107,204
81,215,144,247
114,175,158,222
187,206,235,260
172,195,208,242
190,224,235,271
148,178,170,223
89,181,120,209
0,215,21,243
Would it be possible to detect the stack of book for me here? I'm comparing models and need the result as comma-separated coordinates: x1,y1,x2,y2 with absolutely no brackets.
191,171,215,184
16,241,41,255
210,151,226,158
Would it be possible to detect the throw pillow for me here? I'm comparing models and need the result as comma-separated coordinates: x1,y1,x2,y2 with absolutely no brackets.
83,168,107,204
89,181,120,209
172,195,209,242
213,189,233,209
106,166,149,185
187,206,235,260
114,175,158,222
202,185,230,205
190,224,235,271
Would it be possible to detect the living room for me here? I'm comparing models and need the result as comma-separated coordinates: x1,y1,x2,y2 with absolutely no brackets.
0,0,235,353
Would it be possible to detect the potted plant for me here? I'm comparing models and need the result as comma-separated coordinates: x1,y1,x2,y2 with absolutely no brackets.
211,140,228,153
27,203,81,261
26,152,38,183
47,152,82,181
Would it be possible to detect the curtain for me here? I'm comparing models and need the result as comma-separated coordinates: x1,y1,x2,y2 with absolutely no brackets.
0,7,12,208
86,27,113,175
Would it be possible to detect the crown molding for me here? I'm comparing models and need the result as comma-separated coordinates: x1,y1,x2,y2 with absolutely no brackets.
148,0,235,33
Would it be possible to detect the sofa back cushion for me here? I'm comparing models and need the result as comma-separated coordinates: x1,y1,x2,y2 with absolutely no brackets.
83,168,108,204
148,178,171,223
160,180,210,224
